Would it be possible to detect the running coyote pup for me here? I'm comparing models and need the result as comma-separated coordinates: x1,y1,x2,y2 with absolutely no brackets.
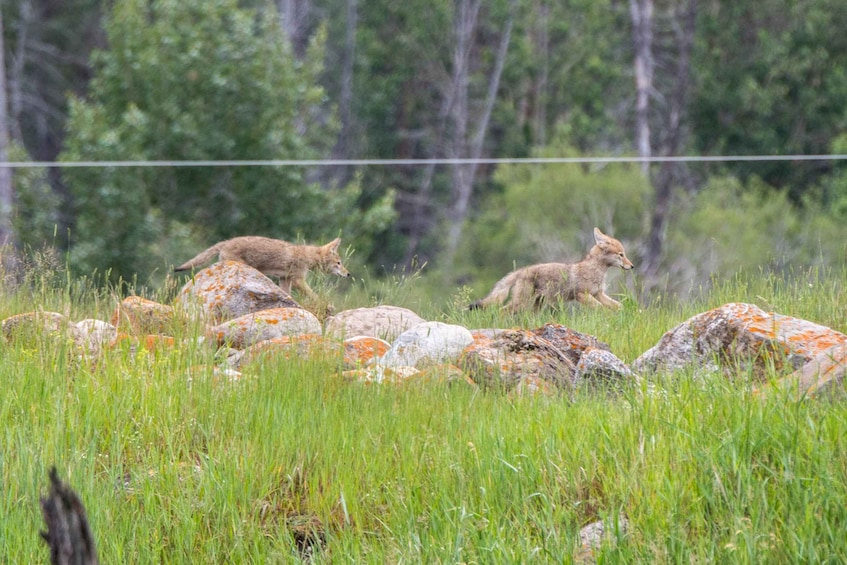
470,228,634,312
175,236,350,301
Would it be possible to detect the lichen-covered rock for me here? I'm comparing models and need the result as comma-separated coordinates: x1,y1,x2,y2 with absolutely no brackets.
576,514,629,563
575,347,635,388
510,374,559,397
531,323,611,366
458,329,577,391
208,307,322,349
632,302,847,380
174,260,299,323
377,321,474,368
343,363,474,385
110,296,174,335
764,343,847,399
1,311,84,351
229,334,340,368
324,305,426,341
342,335,391,367
110,333,177,354
342,364,421,384
75,319,118,358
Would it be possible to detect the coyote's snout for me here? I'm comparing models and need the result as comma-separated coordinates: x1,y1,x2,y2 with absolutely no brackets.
470,227,634,312
175,236,350,301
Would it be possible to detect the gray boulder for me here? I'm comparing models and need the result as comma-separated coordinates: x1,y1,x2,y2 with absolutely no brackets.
632,302,846,380
325,305,425,341
174,260,299,322
378,321,473,368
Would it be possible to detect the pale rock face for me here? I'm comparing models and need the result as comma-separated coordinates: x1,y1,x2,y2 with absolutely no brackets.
75,319,118,357
324,305,426,341
766,343,847,399
575,347,635,387
377,321,474,368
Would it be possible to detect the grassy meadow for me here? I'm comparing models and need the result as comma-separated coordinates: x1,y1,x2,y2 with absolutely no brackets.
2,265,847,563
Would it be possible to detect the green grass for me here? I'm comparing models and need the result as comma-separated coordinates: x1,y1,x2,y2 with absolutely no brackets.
2,266,847,563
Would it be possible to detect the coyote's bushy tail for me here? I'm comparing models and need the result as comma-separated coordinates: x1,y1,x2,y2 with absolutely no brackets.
174,243,222,272
468,271,522,310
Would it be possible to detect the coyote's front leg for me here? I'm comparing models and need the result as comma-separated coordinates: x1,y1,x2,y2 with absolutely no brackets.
290,279,319,302
593,291,622,309
576,292,606,307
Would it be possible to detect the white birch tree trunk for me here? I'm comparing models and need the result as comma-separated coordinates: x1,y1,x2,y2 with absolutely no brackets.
443,0,514,269
629,0,654,177
641,0,697,281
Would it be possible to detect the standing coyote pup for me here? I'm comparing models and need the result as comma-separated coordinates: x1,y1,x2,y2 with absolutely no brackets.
470,227,634,312
175,236,350,301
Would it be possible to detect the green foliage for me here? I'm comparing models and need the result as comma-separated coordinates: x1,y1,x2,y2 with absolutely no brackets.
8,143,61,251
522,0,631,150
691,0,847,198
60,0,392,285
664,176,846,292
817,133,847,220
13,0,847,294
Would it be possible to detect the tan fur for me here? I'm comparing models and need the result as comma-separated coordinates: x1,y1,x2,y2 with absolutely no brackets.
470,228,634,312
175,236,350,300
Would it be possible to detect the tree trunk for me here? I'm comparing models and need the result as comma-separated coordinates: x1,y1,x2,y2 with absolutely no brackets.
629,0,654,177
276,0,311,57
401,1,477,267
643,0,696,280
532,1,549,147
444,0,476,266
443,0,515,271
0,6,17,251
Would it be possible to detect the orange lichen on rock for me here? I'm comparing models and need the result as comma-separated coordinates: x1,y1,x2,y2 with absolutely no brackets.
236,334,342,366
110,333,176,352
342,336,391,367
343,363,474,386
739,309,846,358
175,261,298,323
760,343,847,399
458,329,577,390
110,296,174,335
633,302,847,380
208,307,322,348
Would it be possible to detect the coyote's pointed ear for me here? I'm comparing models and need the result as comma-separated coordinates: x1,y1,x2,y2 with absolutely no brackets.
327,237,341,251
593,227,609,244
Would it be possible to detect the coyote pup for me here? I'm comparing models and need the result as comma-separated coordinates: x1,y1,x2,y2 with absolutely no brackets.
470,227,634,312
175,236,350,301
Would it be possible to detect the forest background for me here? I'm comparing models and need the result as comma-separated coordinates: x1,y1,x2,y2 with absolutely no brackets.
2,0,846,303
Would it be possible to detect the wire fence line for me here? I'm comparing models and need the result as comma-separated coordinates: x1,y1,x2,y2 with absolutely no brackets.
2,154,847,169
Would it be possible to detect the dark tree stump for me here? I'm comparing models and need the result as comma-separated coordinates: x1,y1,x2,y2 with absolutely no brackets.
40,467,99,565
